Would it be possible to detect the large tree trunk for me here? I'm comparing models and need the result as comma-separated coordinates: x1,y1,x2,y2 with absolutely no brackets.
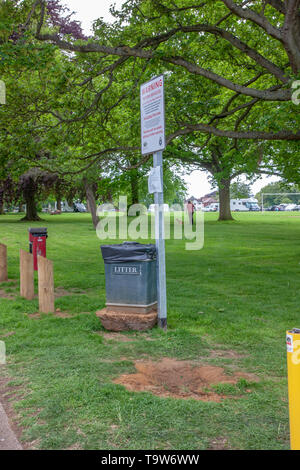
21,179,41,221
84,179,99,229
218,178,234,221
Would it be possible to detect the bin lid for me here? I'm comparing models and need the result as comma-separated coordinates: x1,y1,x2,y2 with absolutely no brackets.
28,227,48,236
101,241,156,263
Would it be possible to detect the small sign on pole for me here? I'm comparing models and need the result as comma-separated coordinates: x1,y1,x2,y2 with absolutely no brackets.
141,75,167,329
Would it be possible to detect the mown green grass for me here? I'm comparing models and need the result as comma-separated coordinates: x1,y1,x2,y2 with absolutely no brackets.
0,211,299,450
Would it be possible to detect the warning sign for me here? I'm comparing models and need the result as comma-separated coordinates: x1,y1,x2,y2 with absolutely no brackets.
140,75,165,155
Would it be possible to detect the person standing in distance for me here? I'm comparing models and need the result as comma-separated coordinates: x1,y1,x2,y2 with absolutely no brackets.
187,200,196,225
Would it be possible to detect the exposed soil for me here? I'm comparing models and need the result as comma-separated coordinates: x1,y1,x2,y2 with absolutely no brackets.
27,309,74,319
0,284,92,301
27,313,41,319
209,349,247,359
0,331,15,338
114,357,258,402
208,437,230,450
0,280,19,300
101,332,137,342
0,289,17,300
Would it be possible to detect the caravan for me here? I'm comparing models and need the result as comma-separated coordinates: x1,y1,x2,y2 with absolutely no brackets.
230,198,260,212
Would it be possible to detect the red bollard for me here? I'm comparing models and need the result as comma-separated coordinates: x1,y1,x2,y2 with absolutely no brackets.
28,228,48,271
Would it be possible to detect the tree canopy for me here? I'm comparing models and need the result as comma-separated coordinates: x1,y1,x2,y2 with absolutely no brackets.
1,0,300,221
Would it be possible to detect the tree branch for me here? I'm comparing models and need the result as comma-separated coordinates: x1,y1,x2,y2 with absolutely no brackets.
162,56,291,101
221,0,283,42
167,123,300,142
180,24,288,83
266,0,286,14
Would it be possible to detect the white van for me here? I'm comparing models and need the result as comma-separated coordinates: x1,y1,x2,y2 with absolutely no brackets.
230,198,260,212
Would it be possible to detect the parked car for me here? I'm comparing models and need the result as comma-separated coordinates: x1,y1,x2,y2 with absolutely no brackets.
266,205,280,211
284,204,297,211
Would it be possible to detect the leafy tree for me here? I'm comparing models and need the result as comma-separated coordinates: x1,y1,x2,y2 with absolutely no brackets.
230,181,252,199
255,181,300,206
31,0,300,145
4,0,300,224
21,0,300,221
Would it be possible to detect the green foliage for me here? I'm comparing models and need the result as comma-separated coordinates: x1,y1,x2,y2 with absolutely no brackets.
256,181,300,206
230,181,252,199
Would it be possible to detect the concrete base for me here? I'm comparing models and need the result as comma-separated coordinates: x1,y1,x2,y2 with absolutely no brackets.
106,302,157,315
96,308,158,332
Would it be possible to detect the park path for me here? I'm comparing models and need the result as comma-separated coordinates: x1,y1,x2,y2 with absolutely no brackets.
0,401,22,450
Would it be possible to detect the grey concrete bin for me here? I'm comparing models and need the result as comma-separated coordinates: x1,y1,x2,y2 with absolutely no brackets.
101,242,157,313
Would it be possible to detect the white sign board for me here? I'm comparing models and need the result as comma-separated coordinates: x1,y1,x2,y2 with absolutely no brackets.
140,75,165,155
148,166,163,194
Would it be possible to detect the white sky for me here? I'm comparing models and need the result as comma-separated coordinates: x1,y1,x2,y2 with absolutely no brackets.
63,0,280,198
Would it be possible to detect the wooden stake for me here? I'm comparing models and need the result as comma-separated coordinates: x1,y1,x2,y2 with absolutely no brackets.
38,255,54,313
20,249,34,300
0,243,8,283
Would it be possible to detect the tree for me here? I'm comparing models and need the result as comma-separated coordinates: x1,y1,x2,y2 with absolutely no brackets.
31,0,300,145
230,181,252,199
18,168,60,220
165,132,266,220
255,181,300,206
20,0,300,219
4,0,300,224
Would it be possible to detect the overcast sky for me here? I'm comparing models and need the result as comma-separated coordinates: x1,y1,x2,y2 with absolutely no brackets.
63,0,279,198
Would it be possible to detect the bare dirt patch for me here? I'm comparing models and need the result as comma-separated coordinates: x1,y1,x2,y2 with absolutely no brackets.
27,313,41,319
0,280,19,300
65,443,83,450
100,332,138,342
209,349,247,359
27,309,74,319
114,357,258,402
0,331,15,338
208,437,230,450
0,289,17,300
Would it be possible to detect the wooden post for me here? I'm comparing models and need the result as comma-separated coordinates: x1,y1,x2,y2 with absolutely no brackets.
38,255,54,313
20,249,34,300
0,243,8,283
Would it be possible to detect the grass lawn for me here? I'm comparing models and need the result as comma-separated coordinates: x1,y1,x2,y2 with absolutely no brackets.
0,211,299,450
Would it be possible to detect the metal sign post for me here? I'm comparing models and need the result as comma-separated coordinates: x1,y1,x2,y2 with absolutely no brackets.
153,151,167,329
140,75,167,329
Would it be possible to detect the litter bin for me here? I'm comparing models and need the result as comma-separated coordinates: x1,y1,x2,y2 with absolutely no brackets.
29,227,48,271
101,241,157,313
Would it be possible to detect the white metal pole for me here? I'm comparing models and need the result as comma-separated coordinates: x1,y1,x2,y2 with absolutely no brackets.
153,151,167,330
